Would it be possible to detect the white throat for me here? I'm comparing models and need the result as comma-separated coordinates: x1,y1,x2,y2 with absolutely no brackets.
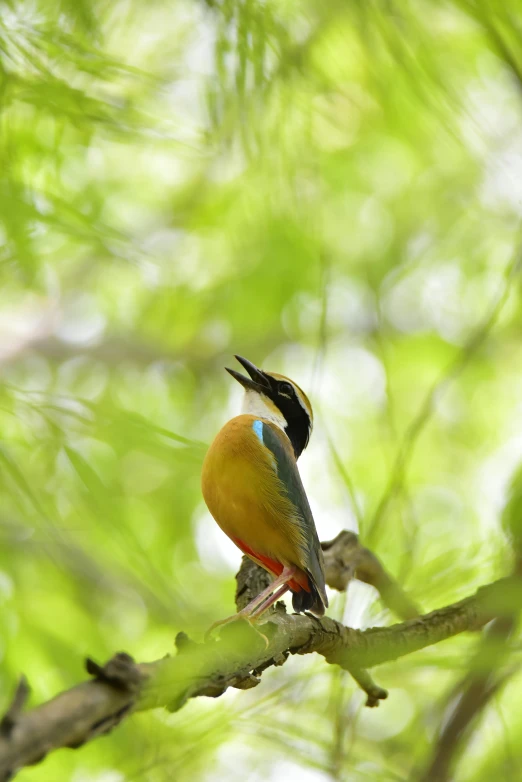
242,390,286,430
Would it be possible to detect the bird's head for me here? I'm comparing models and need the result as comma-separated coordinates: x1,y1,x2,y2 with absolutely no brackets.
226,355,313,459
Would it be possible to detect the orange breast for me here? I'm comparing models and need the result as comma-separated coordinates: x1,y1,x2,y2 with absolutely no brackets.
201,415,310,592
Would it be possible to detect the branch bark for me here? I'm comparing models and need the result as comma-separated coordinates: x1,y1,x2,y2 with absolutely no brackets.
0,532,511,781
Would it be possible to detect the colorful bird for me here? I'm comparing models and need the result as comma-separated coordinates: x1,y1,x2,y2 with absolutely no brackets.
201,355,328,626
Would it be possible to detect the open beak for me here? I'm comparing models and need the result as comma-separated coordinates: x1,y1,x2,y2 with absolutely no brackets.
225,355,271,392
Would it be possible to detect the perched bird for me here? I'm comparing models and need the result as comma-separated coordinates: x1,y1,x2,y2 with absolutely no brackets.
201,355,328,625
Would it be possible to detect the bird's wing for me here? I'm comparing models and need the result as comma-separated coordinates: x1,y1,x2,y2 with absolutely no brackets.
260,420,328,607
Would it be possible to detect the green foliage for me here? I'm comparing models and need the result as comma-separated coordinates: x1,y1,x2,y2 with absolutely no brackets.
502,465,522,564
1,0,522,779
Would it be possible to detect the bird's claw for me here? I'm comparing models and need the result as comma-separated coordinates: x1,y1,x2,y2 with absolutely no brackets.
205,612,270,647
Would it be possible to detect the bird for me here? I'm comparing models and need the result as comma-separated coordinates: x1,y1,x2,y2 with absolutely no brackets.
201,355,328,629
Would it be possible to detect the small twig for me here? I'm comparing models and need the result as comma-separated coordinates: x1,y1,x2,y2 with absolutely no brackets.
348,667,388,708
0,679,30,738
324,433,365,528
322,530,420,619
85,652,144,693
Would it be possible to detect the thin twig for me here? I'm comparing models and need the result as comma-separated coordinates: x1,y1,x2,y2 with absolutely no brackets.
322,530,420,619
324,432,365,529
0,679,30,738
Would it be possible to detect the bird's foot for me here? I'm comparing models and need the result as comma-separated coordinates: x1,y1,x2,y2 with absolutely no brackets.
205,611,269,647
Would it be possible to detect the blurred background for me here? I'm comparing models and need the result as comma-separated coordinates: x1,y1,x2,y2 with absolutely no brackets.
1,0,522,779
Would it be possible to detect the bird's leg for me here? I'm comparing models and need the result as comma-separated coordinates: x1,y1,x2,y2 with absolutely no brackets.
205,566,296,640
250,583,289,617
238,566,295,616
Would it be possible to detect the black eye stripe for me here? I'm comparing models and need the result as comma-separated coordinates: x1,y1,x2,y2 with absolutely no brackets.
279,382,294,396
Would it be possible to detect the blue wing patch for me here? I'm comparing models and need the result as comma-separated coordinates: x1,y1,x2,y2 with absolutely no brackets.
252,420,264,443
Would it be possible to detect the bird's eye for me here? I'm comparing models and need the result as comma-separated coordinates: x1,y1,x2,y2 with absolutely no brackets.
279,382,294,396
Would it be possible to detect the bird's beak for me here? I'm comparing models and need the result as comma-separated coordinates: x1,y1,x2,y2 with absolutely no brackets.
225,355,271,393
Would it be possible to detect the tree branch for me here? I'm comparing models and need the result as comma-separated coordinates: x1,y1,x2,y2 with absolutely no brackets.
0,532,511,781
322,531,420,620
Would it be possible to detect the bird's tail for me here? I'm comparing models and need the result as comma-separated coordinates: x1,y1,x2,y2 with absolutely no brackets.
291,575,327,616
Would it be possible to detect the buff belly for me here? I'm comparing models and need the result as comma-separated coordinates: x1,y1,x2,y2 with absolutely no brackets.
201,415,310,592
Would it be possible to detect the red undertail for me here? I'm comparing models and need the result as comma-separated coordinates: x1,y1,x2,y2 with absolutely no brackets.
232,537,311,594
